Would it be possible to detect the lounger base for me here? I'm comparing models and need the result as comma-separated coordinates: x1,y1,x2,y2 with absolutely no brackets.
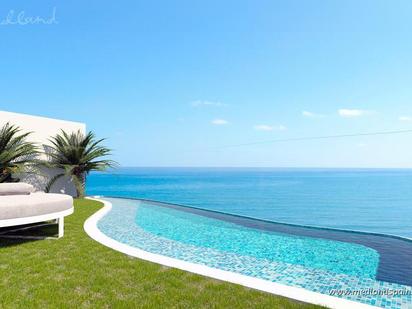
0,208,73,239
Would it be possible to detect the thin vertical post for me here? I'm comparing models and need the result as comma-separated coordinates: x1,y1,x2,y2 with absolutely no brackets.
58,217,64,238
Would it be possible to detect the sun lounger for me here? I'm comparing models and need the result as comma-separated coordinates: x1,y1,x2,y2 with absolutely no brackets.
0,184,74,238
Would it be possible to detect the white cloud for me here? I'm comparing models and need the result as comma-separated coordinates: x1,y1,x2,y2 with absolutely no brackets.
211,118,229,125
254,125,273,131
338,109,372,118
191,100,227,107
399,116,412,122
254,124,287,131
302,110,326,118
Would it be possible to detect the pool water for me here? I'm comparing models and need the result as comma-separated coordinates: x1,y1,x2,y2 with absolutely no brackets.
97,197,412,309
136,202,379,278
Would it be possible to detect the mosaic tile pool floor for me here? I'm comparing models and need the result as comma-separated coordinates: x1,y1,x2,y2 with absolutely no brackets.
97,198,412,309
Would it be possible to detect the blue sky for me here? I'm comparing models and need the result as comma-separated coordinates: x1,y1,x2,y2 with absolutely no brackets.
1,1,412,167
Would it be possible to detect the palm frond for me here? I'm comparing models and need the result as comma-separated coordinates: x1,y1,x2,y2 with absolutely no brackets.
0,123,39,183
45,173,65,193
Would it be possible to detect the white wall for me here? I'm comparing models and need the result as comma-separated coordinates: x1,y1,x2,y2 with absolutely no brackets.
0,110,86,196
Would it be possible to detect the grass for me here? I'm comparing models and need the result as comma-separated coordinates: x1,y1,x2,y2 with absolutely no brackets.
0,199,323,308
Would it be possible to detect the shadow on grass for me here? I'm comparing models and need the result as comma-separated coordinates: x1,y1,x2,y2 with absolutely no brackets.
0,222,58,248
0,237,39,248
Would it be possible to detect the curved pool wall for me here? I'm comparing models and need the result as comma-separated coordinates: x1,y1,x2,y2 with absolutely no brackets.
94,197,412,308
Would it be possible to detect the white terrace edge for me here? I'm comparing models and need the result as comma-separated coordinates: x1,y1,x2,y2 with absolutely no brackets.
83,197,378,309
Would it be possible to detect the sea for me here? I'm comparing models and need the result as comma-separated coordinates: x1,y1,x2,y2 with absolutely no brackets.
86,167,412,238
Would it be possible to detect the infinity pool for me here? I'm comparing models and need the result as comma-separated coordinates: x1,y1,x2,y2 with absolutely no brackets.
96,197,412,308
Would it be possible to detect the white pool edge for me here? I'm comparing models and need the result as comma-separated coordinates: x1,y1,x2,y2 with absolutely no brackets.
84,197,379,309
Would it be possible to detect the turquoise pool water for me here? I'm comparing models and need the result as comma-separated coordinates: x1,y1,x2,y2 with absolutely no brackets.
136,202,379,278
97,197,412,309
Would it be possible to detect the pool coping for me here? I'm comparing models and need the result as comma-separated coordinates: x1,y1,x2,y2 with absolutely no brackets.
84,197,379,309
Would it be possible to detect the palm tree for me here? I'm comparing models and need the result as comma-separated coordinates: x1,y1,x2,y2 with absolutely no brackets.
45,130,115,198
0,123,39,183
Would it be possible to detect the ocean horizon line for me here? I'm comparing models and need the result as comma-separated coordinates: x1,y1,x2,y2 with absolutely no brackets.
97,166,412,170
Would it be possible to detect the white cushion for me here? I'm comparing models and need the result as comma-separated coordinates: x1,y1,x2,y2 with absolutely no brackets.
0,192,73,220
0,183,35,196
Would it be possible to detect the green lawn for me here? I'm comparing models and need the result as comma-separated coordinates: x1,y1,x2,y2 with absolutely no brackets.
0,199,323,308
